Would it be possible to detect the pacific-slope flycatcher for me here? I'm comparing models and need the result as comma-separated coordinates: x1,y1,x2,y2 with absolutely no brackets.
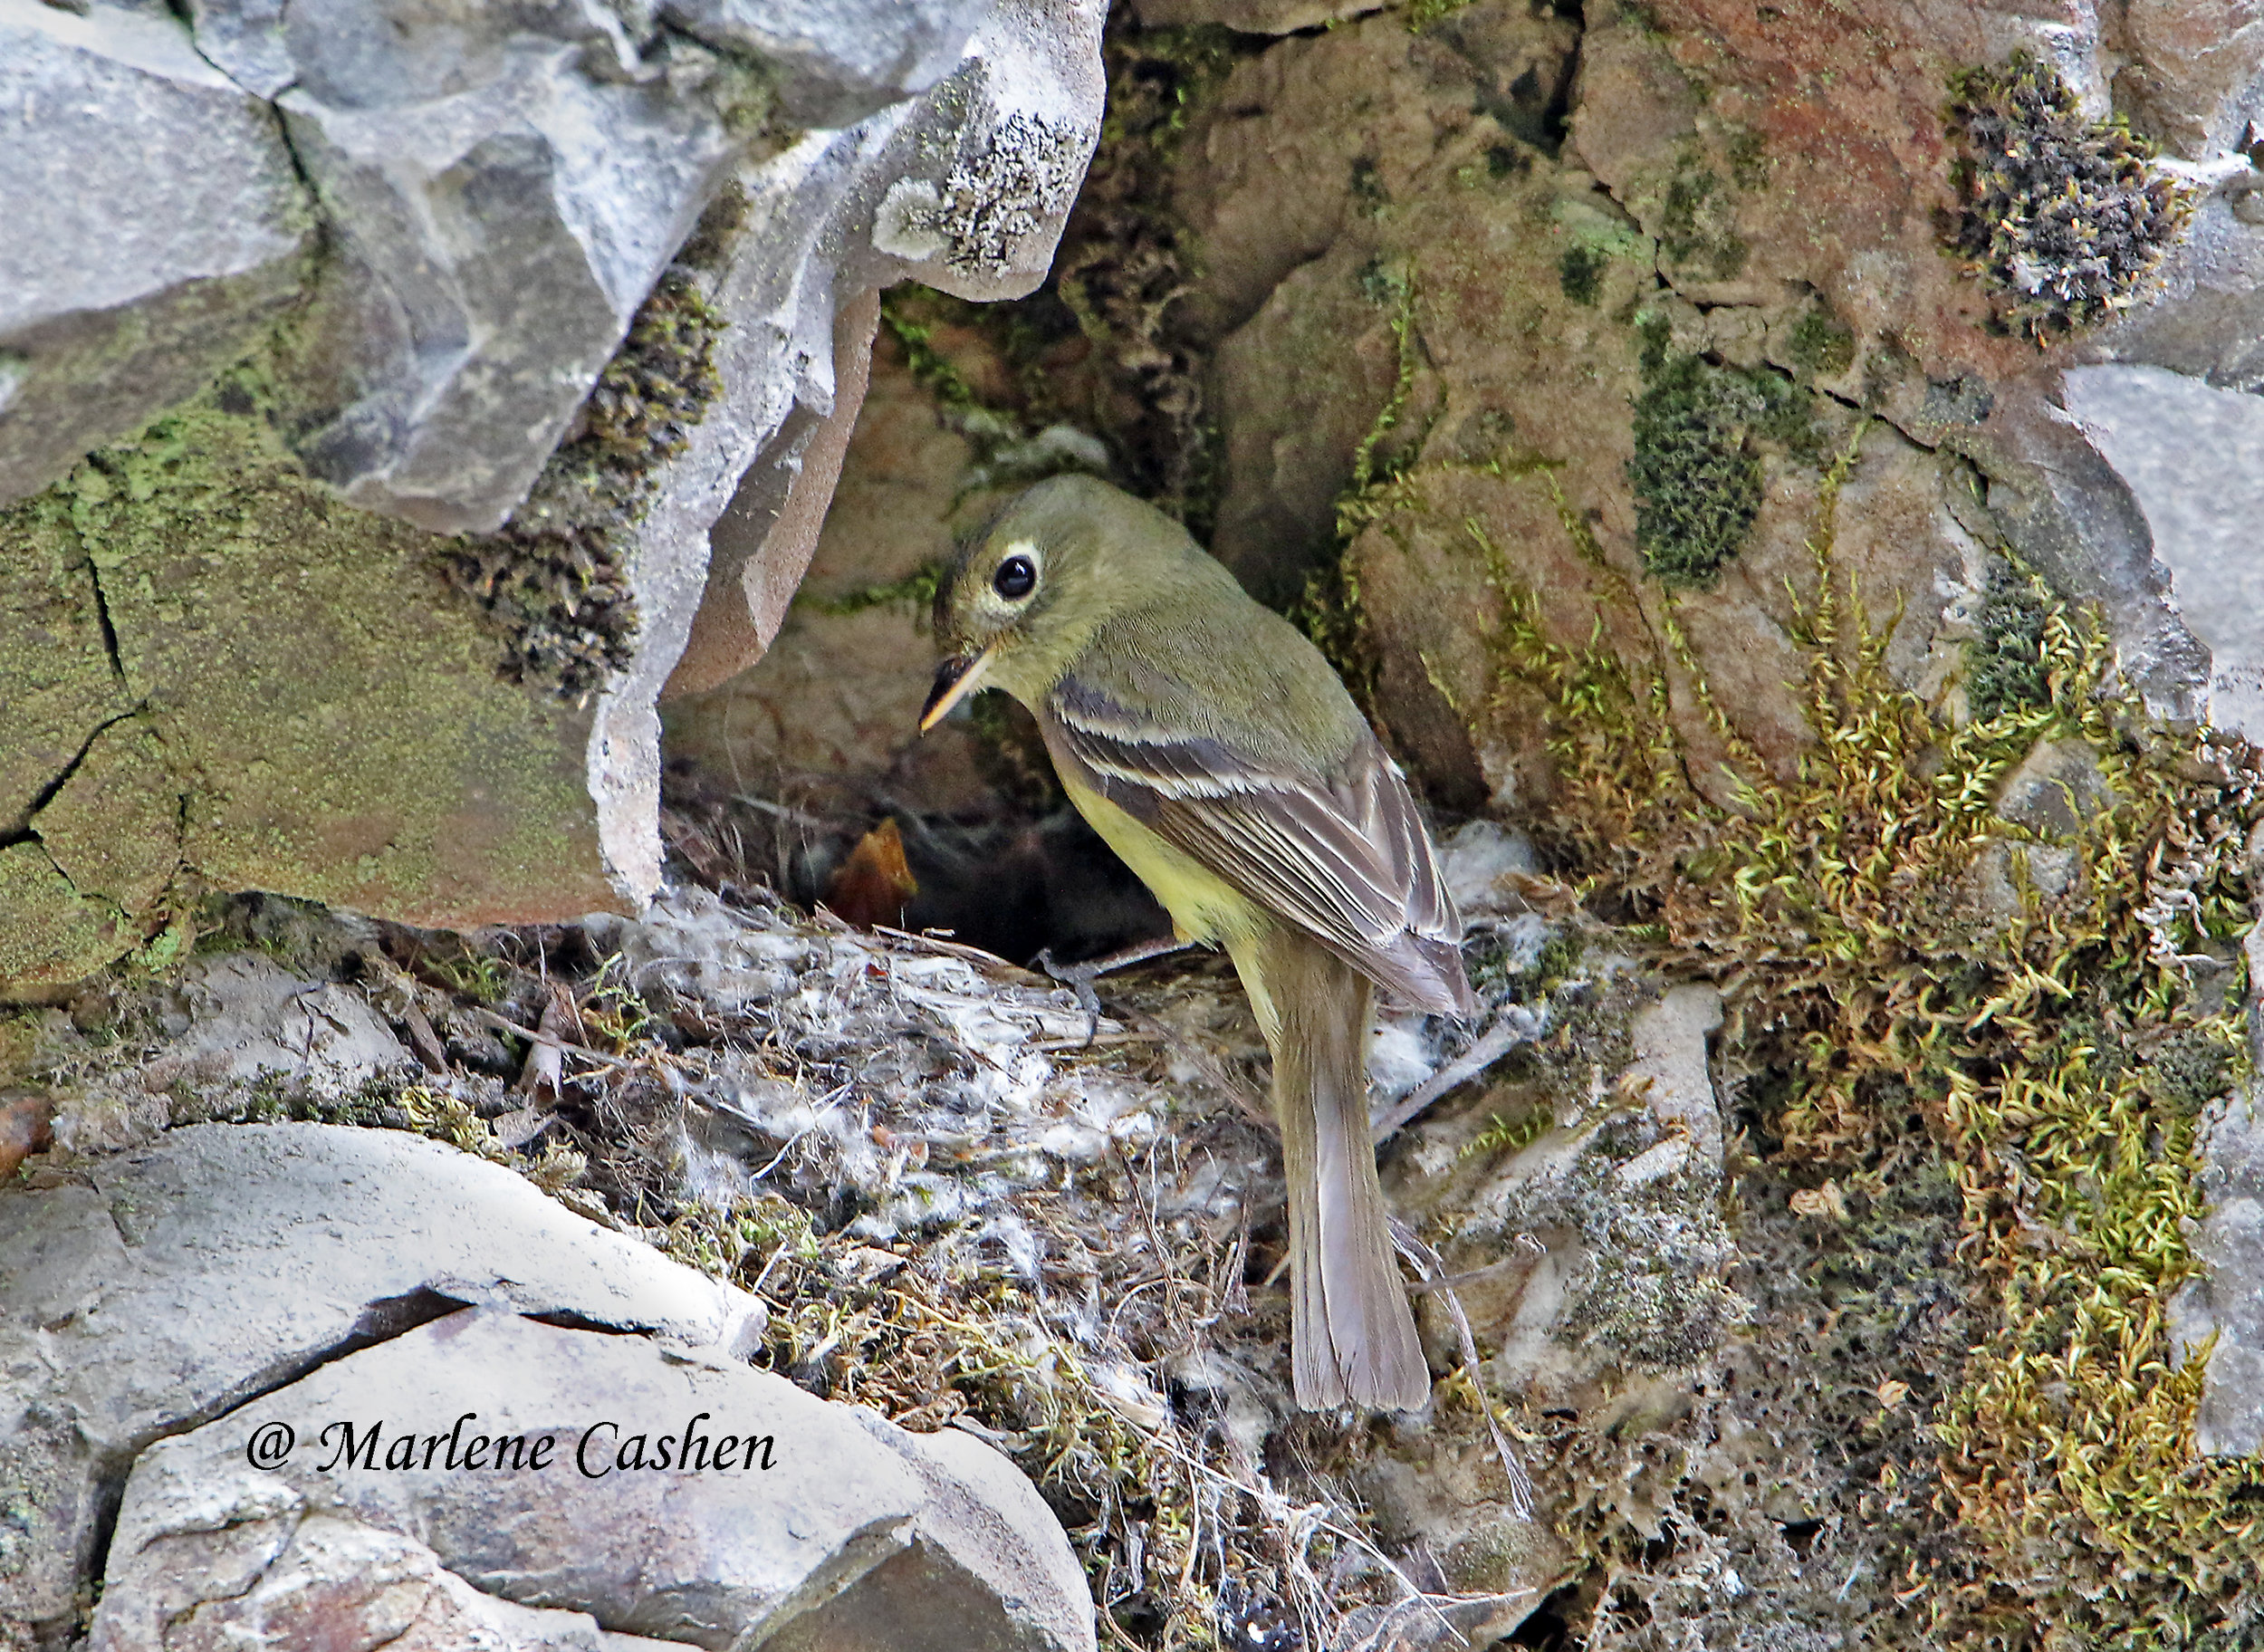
919,475,1474,1410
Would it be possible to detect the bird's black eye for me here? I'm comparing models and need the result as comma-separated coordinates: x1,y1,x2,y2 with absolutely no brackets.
993,553,1037,600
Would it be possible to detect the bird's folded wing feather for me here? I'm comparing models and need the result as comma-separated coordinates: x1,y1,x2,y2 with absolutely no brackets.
1048,671,1474,1015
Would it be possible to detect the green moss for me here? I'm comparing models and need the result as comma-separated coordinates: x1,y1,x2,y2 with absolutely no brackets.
801,560,948,620
1482,428,2264,1647
879,291,985,415
1967,555,2053,719
1557,244,1607,305
1946,51,2195,341
1626,318,1815,585
1786,303,1856,378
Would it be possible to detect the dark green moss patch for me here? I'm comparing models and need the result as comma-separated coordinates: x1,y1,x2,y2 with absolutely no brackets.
1558,244,1607,305
1626,320,1814,585
1966,556,2052,719
1946,51,2194,341
439,271,724,699
1787,303,1856,378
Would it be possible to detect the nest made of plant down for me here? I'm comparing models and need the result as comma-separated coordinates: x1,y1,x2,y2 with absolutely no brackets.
89,882,1525,1652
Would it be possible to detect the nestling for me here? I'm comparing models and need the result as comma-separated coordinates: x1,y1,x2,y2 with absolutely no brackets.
920,475,1475,1410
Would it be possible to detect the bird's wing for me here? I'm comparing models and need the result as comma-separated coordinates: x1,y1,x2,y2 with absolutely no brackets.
1046,670,1475,1015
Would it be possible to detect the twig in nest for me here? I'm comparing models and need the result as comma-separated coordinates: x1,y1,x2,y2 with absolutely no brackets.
473,1006,638,1072
1370,1013,1536,1143
1389,1218,1535,1521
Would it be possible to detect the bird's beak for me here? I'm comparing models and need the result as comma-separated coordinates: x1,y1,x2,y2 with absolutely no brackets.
918,645,996,733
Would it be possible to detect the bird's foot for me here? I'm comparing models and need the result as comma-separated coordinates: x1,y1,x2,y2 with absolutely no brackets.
1034,936,1194,1048
1034,947,1105,1047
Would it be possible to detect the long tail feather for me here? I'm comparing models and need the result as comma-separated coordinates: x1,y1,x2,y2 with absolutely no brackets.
1254,927,1429,1410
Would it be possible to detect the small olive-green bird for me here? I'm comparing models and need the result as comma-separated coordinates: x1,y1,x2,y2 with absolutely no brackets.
920,475,1474,1411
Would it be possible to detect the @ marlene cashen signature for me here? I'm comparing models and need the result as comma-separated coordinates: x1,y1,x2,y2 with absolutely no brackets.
242,1412,779,1478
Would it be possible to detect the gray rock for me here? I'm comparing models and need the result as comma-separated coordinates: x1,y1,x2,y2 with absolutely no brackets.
0,1123,763,1632
2060,363,2264,742
594,0,1099,903
143,951,411,1096
2172,1085,2264,1455
1993,736,2114,839
93,1508,686,1652
660,0,983,127
1968,374,2213,726
92,1310,926,1650
0,0,311,507
272,11,740,534
758,1412,1098,1652
88,1305,1091,1652
0,0,1104,954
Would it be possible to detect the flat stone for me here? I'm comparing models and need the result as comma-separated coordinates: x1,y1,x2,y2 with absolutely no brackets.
0,1123,764,1631
0,0,311,508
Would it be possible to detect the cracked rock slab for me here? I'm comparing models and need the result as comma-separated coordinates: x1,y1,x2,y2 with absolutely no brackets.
0,1122,764,1632
0,0,311,508
90,1307,1091,1652
91,1309,926,1652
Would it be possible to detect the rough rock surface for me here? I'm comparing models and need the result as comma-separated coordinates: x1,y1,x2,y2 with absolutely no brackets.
0,0,1106,993
0,1122,765,1629
4,1119,1092,1652
0,1,311,507
92,1310,1087,1652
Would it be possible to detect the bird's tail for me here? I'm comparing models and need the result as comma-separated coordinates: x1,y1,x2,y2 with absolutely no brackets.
1254,927,1430,1411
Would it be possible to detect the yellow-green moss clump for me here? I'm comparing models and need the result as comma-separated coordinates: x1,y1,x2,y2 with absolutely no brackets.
1483,428,2264,1646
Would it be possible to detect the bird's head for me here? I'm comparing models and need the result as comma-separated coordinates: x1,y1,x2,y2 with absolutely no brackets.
920,475,1184,732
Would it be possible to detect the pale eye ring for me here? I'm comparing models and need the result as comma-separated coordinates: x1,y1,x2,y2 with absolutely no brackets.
993,553,1037,600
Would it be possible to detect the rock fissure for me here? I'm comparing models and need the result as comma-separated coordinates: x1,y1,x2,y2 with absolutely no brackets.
6,706,139,846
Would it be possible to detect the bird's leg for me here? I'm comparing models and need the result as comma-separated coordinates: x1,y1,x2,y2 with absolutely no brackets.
1034,935,1195,1046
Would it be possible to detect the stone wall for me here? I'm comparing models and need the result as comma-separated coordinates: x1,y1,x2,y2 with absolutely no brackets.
0,0,1107,995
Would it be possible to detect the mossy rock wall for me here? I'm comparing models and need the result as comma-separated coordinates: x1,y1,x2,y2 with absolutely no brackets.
0,376,614,990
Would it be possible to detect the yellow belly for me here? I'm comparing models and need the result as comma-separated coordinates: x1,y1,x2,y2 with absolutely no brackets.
1059,774,1284,1037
